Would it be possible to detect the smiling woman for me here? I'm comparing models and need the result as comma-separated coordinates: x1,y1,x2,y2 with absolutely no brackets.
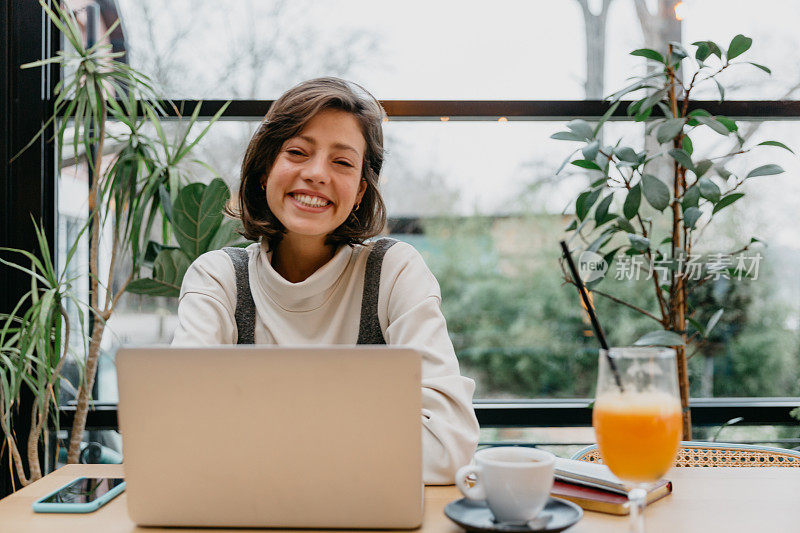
170,77,481,484
263,109,368,281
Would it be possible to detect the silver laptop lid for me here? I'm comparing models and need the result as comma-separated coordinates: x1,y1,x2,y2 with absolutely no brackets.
117,346,422,528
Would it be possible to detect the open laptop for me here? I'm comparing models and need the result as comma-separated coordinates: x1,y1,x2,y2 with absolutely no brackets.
116,346,423,529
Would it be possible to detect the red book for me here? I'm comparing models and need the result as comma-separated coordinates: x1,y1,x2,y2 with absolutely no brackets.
550,457,673,515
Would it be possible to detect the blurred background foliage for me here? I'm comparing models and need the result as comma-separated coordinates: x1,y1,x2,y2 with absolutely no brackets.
407,216,800,399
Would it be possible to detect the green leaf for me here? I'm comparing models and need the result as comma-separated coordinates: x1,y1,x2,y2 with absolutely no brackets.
627,98,644,117
682,185,700,210
566,119,595,141
727,34,752,60
566,220,578,232
634,106,653,122
694,115,730,135
695,42,711,63
582,140,600,161
712,193,745,214
716,166,733,180
125,278,179,297
713,78,725,102
656,118,685,144
207,219,246,251
641,174,671,211
631,48,665,63
633,330,685,346
594,194,614,224
594,101,621,136
588,231,614,253
705,309,724,336
682,135,693,156
158,184,173,223
576,189,602,221
551,131,586,142
639,88,668,116
746,164,784,178
687,316,706,336
571,160,602,171
628,233,650,252
615,147,639,163
716,116,738,132
615,217,636,234
128,249,192,297
143,241,178,265
556,148,581,174
173,178,231,260
757,141,794,154
623,184,642,220
668,42,688,62
687,109,711,117
668,148,694,171
602,246,622,268
694,159,713,178
683,206,702,229
746,62,771,74
698,177,721,204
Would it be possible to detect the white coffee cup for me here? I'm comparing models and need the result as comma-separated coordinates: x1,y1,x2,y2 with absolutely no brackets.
455,447,555,524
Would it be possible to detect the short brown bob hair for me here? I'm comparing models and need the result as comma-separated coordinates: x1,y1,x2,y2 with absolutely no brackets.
230,77,387,249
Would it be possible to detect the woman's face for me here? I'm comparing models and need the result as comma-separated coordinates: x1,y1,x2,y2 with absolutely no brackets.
264,109,368,245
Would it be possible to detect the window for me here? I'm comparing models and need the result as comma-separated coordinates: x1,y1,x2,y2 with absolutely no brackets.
26,0,800,454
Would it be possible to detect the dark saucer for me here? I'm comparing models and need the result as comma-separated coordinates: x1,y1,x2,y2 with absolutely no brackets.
444,497,583,533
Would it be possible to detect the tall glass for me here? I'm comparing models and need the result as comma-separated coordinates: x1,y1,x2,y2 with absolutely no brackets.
592,347,682,533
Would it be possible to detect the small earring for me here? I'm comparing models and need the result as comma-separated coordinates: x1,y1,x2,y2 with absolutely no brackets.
353,203,360,211
260,182,266,190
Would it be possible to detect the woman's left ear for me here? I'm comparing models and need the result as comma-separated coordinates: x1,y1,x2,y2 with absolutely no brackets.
355,178,367,205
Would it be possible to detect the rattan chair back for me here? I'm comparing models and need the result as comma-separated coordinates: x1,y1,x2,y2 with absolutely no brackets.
571,441,800,467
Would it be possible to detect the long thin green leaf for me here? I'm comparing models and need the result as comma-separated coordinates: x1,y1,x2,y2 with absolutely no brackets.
0,253,49,285
37,1,73,46
32,220,57,282
174,101,231,163
86,18,121,54
20,56,65,69
9,113,60,162
171,101,205,162
145,106,169,152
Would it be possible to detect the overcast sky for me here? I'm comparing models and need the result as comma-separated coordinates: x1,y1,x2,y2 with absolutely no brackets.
114,0,800,249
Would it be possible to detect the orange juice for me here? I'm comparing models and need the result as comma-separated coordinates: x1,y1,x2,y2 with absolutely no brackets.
593,391,682,483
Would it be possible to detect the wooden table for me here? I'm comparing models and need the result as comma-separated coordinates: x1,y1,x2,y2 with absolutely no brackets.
1,464,799,532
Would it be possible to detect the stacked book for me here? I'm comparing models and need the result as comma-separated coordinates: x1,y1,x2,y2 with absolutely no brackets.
551,457,672,515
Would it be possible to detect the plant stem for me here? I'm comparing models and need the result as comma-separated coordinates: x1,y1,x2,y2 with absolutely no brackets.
667,45,692,439
563,278,663,324
67,86,107,464
26,403,41,481
0,384,30,486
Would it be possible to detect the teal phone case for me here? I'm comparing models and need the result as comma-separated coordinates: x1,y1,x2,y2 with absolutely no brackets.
32,477,126,513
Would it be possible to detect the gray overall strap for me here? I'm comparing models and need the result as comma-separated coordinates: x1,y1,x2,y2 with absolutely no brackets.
357,238,398,345
222,247,256,345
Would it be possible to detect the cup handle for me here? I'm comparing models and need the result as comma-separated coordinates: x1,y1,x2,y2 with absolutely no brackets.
455,465,486,500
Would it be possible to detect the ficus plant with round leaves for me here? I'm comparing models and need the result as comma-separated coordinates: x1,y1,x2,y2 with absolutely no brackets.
552,35,794,438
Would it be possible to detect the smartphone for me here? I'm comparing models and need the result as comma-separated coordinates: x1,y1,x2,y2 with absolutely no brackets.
32,477,126,513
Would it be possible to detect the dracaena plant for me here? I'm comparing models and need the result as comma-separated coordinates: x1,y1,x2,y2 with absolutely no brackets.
1,1,236,486
553,35,794,438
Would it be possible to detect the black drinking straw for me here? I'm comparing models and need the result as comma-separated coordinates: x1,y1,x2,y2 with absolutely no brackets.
559,240,624,392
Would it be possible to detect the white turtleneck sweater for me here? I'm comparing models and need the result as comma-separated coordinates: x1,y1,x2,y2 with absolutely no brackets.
172,239,480,484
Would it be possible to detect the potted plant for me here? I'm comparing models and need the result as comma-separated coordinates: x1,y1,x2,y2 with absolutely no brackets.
1,1,240,487
553,35,793,438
